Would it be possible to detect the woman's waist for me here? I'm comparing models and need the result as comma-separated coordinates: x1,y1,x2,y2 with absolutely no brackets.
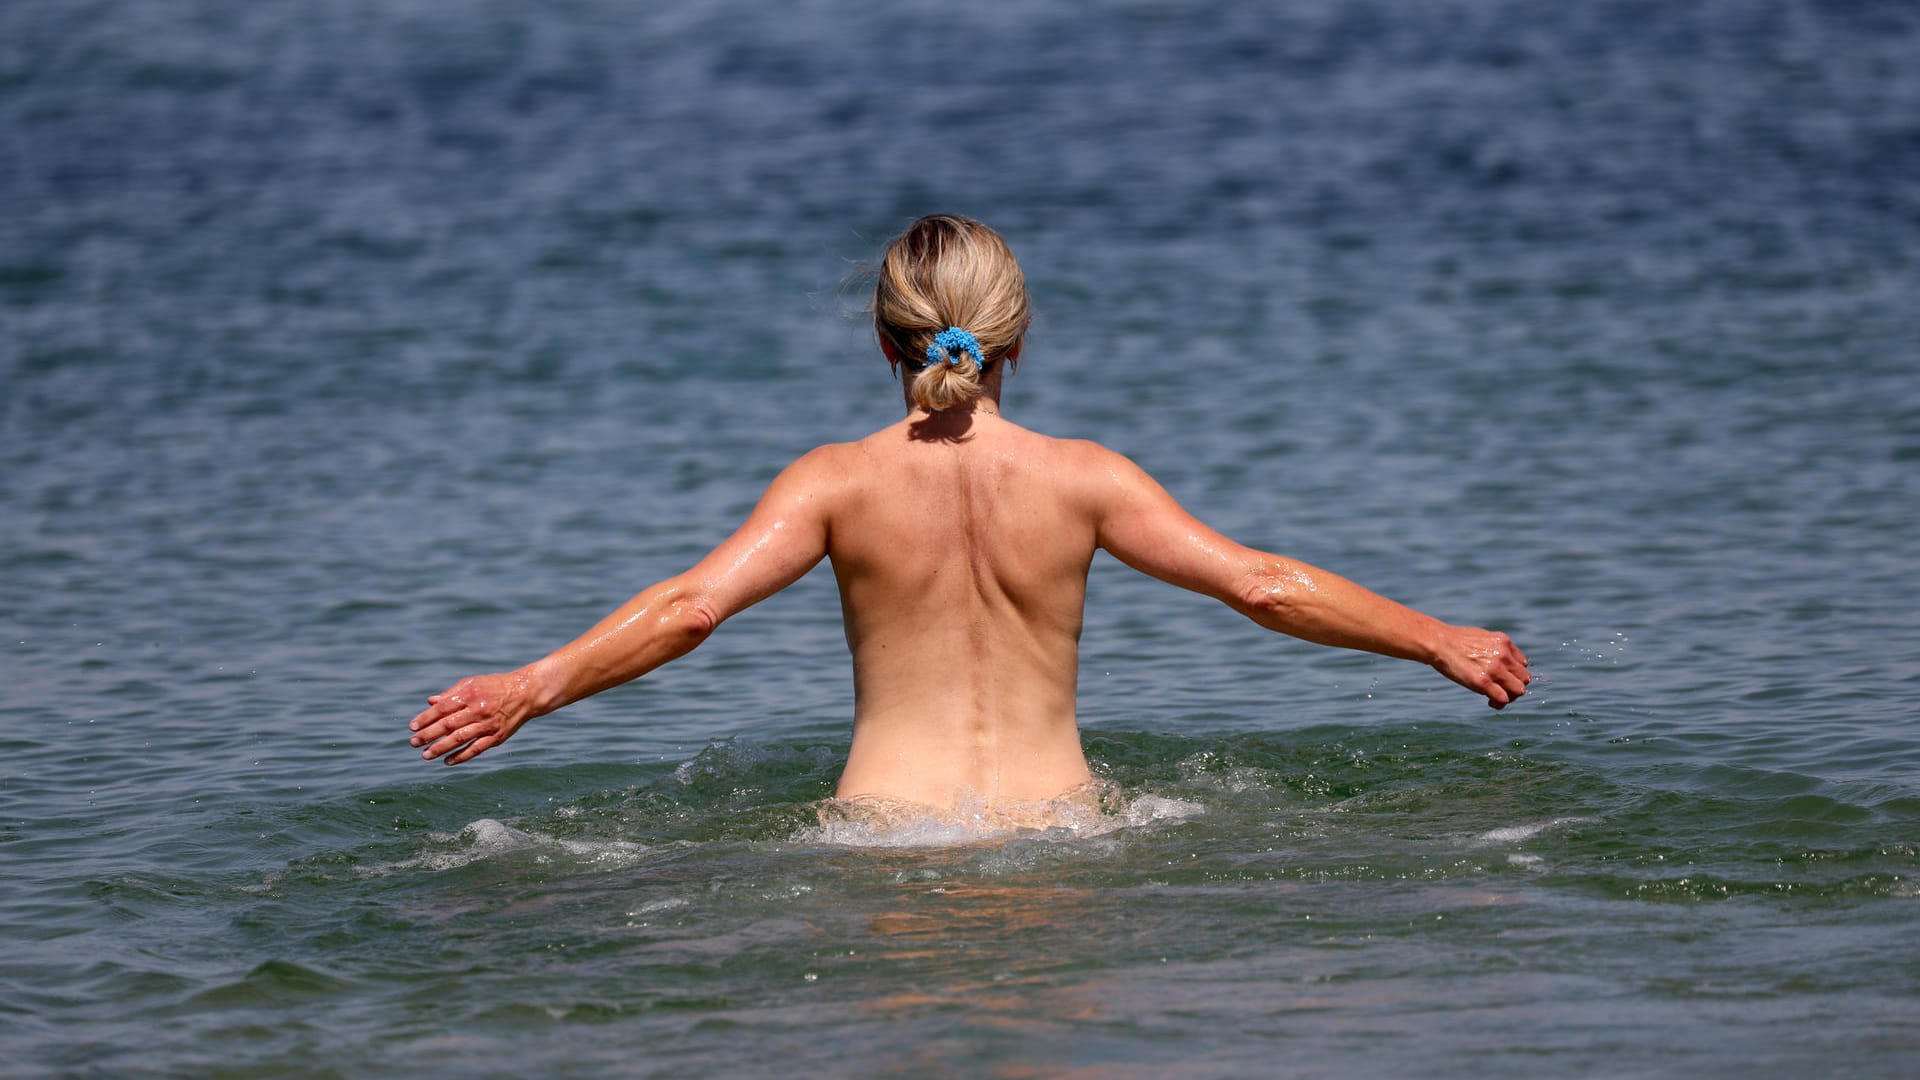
819,777,1118,837
836,718,1092,808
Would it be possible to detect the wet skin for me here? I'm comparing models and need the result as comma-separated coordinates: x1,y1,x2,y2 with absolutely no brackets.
409,361,1530,810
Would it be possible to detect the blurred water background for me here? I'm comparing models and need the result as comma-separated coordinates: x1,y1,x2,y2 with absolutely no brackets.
4,0,1918,1075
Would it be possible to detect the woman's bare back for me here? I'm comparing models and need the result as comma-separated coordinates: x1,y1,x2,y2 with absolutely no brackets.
819,411,1104,805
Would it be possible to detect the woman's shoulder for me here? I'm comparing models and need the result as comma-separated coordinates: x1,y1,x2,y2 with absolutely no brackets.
779,436,871,479
1026,430,1135,472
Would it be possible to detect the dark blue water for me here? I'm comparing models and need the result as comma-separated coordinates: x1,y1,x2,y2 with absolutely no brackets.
5,1,1919,1075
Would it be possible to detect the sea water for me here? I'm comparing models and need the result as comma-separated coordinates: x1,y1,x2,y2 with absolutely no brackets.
4,0,1918,1075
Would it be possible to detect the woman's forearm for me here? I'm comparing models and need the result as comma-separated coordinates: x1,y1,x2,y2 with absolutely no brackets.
523,580,720,714
1235,554,1530,708
1235,557,1444,662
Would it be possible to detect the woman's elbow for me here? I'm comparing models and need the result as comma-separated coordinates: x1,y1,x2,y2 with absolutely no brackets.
669,597,720,648
1235,572,1306,629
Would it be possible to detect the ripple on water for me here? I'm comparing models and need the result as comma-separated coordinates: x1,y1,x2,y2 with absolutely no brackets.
4,0,1919,1072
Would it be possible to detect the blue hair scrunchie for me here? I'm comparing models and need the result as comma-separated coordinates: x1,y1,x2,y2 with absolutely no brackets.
925,326,986,369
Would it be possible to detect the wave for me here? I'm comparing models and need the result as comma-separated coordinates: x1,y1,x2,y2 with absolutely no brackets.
224,727,1920,906
362,817,653,877
1472,816,1603,845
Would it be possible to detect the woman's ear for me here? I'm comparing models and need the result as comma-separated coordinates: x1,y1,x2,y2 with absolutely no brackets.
879,337,904,368
1006,338,1023,361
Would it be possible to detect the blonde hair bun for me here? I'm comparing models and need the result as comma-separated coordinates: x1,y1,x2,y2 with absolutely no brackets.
872,215,1030,411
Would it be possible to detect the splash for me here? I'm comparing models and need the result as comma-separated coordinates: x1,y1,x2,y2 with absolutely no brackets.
798,788,1204,849
367,818,652,876
1472,816,1600,845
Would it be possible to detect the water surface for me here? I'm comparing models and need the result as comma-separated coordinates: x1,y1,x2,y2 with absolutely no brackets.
4,0,1919,1075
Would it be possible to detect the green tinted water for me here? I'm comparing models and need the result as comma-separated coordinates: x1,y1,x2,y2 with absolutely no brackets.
5,0,1919,1074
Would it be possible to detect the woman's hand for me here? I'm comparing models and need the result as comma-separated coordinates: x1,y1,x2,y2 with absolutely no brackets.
408,670,543,765
1430,627,1532,709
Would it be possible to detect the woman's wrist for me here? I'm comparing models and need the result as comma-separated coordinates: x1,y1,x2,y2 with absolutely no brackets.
520,657,571,716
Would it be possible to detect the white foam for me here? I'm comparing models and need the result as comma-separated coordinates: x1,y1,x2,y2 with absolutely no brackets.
798,792,1204,849
366,817,651,876
1473,816,1600,845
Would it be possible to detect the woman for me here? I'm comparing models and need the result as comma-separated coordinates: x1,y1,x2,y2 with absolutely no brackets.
408,215,1530,820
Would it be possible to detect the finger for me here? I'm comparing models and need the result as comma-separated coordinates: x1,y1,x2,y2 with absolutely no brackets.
421,724,468,759
410,693,466,731
1483,679,1513,709
447,736,498,765
424,717,499,759
410,705,474,746
423,735,466,761
1493,667,1529,699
